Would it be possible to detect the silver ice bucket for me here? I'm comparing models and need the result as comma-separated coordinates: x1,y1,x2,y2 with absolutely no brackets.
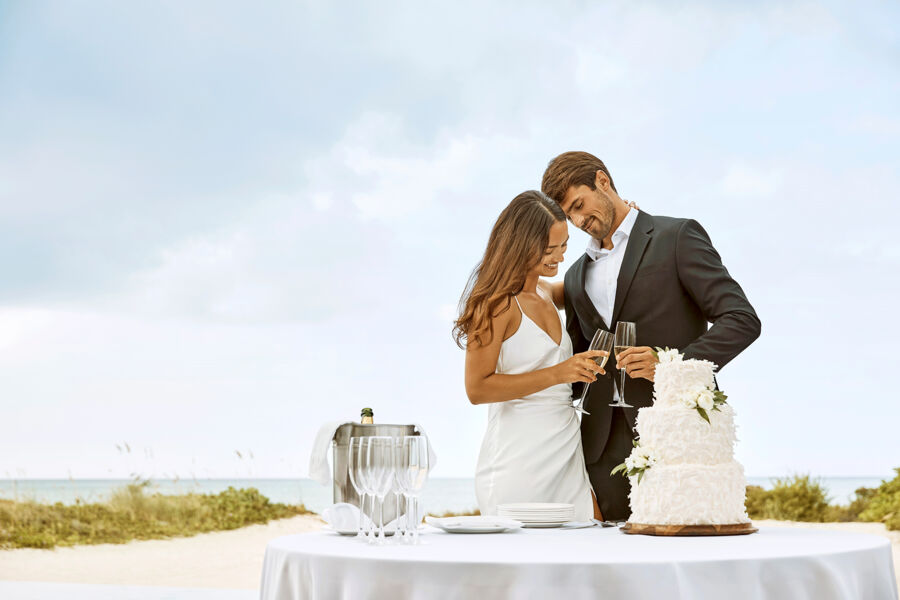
332,423,418,523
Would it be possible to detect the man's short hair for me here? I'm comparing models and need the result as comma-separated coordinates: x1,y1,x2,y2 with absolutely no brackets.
541,151,618,205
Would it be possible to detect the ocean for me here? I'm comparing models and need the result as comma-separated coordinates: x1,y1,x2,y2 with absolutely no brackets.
0,476,887,514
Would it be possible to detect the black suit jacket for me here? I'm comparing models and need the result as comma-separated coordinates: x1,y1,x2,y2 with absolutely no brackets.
564,211,761,464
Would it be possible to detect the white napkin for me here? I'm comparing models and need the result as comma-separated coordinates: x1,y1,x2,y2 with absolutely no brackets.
307,422,439,486
322,503,371,531
321,502,426,532
308,421,345,486
413,423,439,472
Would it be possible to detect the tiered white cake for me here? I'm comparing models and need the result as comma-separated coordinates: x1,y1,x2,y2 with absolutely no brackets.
627,352,750,526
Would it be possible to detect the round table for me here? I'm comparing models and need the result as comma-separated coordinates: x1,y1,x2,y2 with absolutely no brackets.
260,526,898,600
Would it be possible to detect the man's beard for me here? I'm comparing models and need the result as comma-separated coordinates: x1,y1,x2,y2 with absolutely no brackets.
591,197,615,241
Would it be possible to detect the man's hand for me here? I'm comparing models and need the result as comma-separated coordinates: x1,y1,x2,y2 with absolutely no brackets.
616,346,659,382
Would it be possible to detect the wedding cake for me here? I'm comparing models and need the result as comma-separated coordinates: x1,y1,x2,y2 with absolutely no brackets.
620,350,751,527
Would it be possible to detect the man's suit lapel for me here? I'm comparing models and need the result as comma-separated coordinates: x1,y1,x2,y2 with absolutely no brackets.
571,254,607,331
611,212,654,325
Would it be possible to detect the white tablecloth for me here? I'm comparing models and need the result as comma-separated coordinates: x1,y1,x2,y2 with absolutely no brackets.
260,526,898,600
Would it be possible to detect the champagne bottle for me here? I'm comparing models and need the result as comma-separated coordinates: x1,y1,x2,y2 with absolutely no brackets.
361,407,374,424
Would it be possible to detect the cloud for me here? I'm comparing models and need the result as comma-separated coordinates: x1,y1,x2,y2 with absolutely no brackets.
1,1,899,479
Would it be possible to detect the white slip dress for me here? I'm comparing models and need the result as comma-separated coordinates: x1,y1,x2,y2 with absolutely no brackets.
474,289,594,521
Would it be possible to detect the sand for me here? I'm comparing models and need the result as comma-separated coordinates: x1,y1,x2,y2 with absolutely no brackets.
0,517,897,591
0,514,325,590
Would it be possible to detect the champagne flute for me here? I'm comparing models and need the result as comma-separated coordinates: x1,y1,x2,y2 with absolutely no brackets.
401,436,429,545
572,328,614,415
610,321,636,408
348,437,367,540
357,438,377,542
368,437,395,545
392,437,411,542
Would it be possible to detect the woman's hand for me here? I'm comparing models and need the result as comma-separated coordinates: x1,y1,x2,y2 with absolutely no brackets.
553,350,609,384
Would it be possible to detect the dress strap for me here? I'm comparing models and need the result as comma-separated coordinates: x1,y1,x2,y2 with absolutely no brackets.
512,295,523,313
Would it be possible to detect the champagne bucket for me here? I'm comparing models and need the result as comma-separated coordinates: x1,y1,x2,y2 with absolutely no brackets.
332,423,418,523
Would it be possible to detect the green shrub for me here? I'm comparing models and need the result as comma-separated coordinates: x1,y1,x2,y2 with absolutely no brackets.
744,475,831,521
859,468,900,531
0,486,312,550
745,485,768,518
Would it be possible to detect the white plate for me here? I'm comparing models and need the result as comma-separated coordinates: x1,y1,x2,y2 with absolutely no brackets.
500,514,573,521
426,516,522,534
521,521,566,528
499,515,575,523
499,510,573,515
500,511,573,515
559,521,597,529
325,527,401,536
498,503,574,511
509,519,571,524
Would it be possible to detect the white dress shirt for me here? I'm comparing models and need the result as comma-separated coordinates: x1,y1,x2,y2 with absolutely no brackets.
584,207,639,329
584,207,639,403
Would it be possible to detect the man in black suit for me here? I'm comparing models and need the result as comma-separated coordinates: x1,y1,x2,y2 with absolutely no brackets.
541,151,761,521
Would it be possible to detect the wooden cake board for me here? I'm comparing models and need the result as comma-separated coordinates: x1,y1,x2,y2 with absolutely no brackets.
621,522,758,536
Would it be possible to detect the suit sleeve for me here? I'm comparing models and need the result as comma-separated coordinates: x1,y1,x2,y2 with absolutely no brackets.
675,219,761,369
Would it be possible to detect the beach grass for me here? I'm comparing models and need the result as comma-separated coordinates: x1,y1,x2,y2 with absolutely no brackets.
3,470,898,549
0,483,312,549
745,469,900,530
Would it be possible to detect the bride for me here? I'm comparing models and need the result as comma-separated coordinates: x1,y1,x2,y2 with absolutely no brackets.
453,190,605,521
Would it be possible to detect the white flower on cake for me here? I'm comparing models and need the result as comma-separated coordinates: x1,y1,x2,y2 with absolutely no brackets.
654,348,728,424
679,393,697,409
612,441,656,484
655,347,682,364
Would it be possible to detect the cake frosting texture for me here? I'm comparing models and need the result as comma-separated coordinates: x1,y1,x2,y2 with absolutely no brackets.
627,355,750,525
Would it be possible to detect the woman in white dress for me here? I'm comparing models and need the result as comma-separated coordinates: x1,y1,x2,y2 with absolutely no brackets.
453,190,607,521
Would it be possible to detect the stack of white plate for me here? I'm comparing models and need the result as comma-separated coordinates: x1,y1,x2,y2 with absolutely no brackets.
497,503,575,528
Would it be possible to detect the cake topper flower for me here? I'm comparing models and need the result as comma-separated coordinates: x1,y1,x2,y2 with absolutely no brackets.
652,347,682,364
680,385,728,423
611,440,656,484
653,348,727,423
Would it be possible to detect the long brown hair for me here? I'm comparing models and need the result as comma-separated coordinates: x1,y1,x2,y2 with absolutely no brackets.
453,191,565,348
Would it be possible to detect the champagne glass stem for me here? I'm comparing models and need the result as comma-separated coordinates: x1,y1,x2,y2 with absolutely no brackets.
367,494,376,544
573,382,590,414
409,497,415,545
372,496,380,544
395,492,402,538
620,368,626,404
378,495,386,544
413,497,420,545
367,493,374,539
577,382,589,406
405,495,412,543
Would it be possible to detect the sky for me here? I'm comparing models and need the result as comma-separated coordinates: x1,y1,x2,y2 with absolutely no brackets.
1,0,898,481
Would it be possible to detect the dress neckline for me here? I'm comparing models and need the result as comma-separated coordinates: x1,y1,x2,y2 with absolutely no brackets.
512,292,563,347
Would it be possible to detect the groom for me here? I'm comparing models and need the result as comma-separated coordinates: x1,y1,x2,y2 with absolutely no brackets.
541,151,761,521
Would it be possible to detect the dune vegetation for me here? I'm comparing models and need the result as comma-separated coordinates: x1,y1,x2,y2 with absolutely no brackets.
2,470,898,549
745,469,900,530
431,470,900,527
0,483,311,550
